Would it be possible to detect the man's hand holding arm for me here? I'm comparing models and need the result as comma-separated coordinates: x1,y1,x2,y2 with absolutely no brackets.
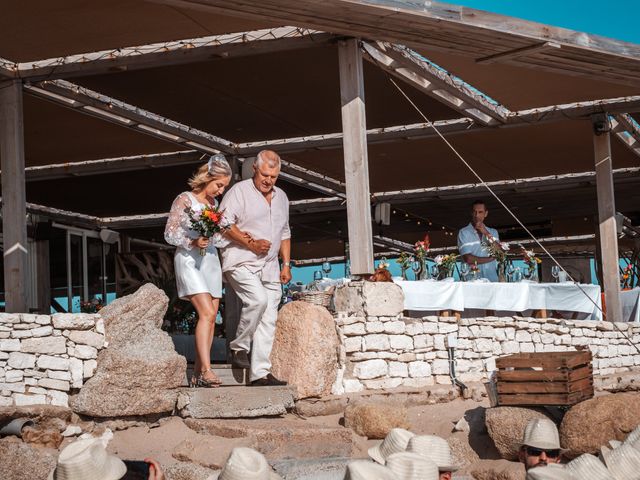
225,225,270,255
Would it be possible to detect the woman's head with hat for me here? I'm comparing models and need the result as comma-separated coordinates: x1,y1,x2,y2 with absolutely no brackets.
566,453,611,480
344,460,395,480
214,447,281,480
48,438,126,480
406,435,458,479
368,428,415,465
602,443,640,480
386,452,439,480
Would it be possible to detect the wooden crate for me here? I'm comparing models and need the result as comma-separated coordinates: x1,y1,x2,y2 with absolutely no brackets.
495,351,594,407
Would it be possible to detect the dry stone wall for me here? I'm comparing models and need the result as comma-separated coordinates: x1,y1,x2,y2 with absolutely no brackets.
0,313,106,407
332,282,640,394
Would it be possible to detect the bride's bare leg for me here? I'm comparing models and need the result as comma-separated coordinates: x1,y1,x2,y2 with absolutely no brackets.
191,293,221,385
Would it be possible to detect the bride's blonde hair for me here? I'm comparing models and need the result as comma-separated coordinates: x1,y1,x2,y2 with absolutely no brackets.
189,154,232,192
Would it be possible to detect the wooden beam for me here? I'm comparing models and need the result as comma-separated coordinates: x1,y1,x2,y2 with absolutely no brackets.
0,57,16,79
512,96,640,123
362,41,508,125
339,38,374,275
592,118,623,322
611,114,640,159
476,41,561,65
24,80,235,154
12,28,335,82
0,80,29,312
372,235,413,253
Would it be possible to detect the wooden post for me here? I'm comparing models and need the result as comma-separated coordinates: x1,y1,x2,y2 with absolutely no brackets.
592,116,623,322
0,80,28,312
338,38,374,275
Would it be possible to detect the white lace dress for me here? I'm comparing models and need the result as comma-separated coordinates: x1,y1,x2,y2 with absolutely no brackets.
164,191,223,299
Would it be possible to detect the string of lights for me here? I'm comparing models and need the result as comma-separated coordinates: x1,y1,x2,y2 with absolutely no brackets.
388,205,457,237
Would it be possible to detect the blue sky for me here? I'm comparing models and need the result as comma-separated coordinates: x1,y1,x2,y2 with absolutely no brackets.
449,1,640,44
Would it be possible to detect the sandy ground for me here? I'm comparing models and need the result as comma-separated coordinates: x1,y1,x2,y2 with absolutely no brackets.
104,396,522,477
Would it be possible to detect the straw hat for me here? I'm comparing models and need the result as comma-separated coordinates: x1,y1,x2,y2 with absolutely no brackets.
566,453,611,480
214,448,281,480
47,438,126,480
406,435,459,471
344,460,395,480
385,452,439,480
525,464,576,480
625,425,640,448
368,428,415,465
602,443,640,480
520,418,562,450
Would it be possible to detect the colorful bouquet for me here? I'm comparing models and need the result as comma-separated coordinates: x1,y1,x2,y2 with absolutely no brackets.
413,234,430,261
483,236,510,264
396,252,413,280
185,204,228,255
434,253,458,279
520,245,542,274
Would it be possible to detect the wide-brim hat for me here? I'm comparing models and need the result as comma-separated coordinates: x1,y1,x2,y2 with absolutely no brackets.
602,443,640,480
566,453,611,480
385,452,439,480
406,435,459,472
525,464,576,480
344,460,396,480
47,438,126,480
519,418,563,451
368,428,415,465
625,425,640,448
212,448,281,480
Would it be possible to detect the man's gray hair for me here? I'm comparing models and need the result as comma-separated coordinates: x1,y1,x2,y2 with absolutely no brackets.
255,150,281,169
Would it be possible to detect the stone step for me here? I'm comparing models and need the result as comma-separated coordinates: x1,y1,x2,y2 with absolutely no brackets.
177,385,296,419
184,417,354,461
182,364,248,387
271,457,352,480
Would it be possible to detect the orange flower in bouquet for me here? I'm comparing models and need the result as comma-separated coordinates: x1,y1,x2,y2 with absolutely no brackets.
185,204,229,256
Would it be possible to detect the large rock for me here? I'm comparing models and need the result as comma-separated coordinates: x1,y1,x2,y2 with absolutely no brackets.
343,401,410,439
471,460,525,480
270,301,339,398
560,392,640,458
0,438,58,480
71,284,185,417
334,281,404,317
485,406,555,460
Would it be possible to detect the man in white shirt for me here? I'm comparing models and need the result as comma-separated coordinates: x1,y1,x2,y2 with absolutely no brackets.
457,200,499,282
219,150,291,386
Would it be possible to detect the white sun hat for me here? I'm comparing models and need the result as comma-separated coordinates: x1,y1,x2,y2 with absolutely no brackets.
602,443,640,480
368,428,415,465
344,460,396,480
566,453,611,480
214,448,281,480
525,464,577,480
406,435,459,472
625,425,640,449
520,418,562,450
385,452,439,480
47,438,126,480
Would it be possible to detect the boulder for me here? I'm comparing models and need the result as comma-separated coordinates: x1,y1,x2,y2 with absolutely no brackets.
270,301,339,399
334,281,404,317
560,392,640,458
0,438,58,480
470,460,525,480
71,284,186,417
485,406,555,460
343,401,410,439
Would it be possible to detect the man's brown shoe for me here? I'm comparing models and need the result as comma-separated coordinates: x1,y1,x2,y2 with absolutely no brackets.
250,373,288,386
231,350,250,369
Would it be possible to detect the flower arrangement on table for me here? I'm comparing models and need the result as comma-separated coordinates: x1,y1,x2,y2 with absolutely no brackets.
621,264,634,289
483,236,510,282
78,297,104,314
520,245,542,280
434,253,458,280
412,234,430,280
185,204,229,255
396,252,413,280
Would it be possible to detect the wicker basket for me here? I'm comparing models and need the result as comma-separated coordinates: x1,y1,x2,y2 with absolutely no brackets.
293,286,335,310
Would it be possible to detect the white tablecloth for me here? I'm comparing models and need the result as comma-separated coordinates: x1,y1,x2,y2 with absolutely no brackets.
621,288,640,323
395,279,603,320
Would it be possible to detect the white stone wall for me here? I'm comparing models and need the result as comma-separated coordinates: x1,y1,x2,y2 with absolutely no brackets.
0,313,106,407
332,282,640,394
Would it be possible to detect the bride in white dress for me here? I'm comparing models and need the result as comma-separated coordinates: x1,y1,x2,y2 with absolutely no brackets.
164,155,232,387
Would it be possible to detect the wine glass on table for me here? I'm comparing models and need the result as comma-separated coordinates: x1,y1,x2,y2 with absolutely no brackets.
506,261,516,283
551,265,560,283
322,261,332,278
431,265,439,280
459,262,470,282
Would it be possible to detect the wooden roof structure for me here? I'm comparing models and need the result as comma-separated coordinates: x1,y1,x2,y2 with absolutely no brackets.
1,0,640,317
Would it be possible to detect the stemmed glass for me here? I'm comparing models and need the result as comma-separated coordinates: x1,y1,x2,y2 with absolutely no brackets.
313,270,323,282
506,262,516,283
431,265,439,280
411,259,421,281
322,261,332,278
513,267,523,283
551,265,560,283
459,262,470,281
